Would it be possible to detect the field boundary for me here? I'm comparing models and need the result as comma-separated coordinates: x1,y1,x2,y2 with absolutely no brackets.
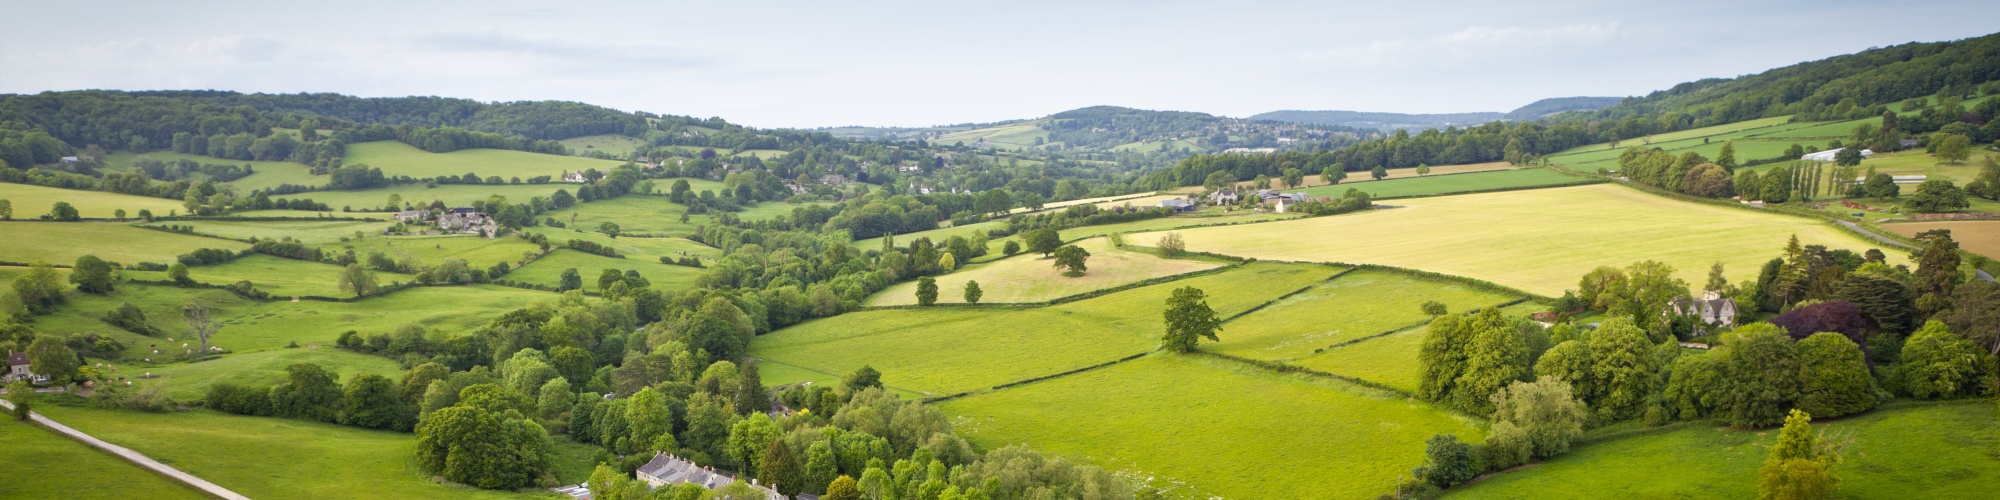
854,261,1247,311
0,399,249,500
924,349,1159,404
748,357,935,398
1218,265,1354,323
1284,296,1530,361
1191,351,1415,399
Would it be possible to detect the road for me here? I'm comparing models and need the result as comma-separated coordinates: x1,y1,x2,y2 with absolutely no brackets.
0,398,252,500
1836,220,1914,250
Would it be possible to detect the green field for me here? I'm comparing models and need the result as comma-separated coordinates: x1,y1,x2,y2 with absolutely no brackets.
752,262,1339,396
941,354,1480,500
505,249,703,293
1453,401,2000,498
934,123,1049,150
295,183,573,211
1291,327,1429,393
145,219,393,244
344,140,623,180
132,254,417,298
0,222,248,265
33,405,578,500
104,151,325,192
318,233,543,271
0,417,209,499
1209,269,1521,361
1300,168,1594,200
557,134,645,158
1131,184,1909,296
733,201,834,221
134,346,405,401
867,237,1224,305
539,193,708,236
520,226,719,261
0,182,188,219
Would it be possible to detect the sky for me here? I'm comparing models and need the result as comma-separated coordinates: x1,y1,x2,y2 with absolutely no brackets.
3,0,1998,129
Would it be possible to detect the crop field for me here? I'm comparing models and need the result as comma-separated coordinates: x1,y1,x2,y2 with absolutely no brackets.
1130,184,1908,296
104,151,324,192
33,406,577,500
0,222,247,265
505,249,703,293
1209,269,1521,361
752,262,1338,395
343,140,623,180
1300,168,1593,200
137,346,405,401
0,417,209,500
1881,220,2000,259
868,237,1223,306
131,254,417,298
144,219,392,244
557,134,645,157
1452,401,2000,499
1214,161,1522,193
520,226,718,261
941,354,1480,500
317,233,543,271
539,193,707,236
1089,194,1187,210
0,182,188,219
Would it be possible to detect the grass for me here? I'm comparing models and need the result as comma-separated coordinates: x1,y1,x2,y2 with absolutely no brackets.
1299,168,1591,200
1880,220,2000,259
520,226,720,261
129,254,417,298
733,201,833,221
1209,269,1521,361
866,237,1224,306
344,140,623,180
934,123,1049,150
1131,184,1911,296
557,134,645,158
505,249,703,293
0,182,188,219
104,151,324,192
940,354,1481,500
539,194,706,237
293,183,573,211
33,405,574,500
1183,161,1521,194
751,262,1339,396
316,233,544,271
0,221,249,266
144,219,394,244
0,417,210,499
1451,400,2000,499
1290,326,1429,393
133,346,406,401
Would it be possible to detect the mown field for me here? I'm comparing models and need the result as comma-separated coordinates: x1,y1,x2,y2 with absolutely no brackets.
1299,168,1593,200
1881,220,2000,259
1209,269,1521,361
0,182,188,219
0,222,248,265
0,417,210,500
344,140,623,180
752,262,1339,396
1131,184,1909,296
144,218,393,244
941,354,1480,500
867,236,1223,306
505,248,703,293
33,405,590,500
1452,401,2000,498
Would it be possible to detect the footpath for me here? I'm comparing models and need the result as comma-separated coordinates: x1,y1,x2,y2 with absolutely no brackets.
0,398,252,500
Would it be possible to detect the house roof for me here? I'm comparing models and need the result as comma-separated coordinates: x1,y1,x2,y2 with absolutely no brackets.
8,352,27,366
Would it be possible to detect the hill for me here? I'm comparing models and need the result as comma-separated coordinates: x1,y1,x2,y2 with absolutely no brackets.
1248,96,1620,130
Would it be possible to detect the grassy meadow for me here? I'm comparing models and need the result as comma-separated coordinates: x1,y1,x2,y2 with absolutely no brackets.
0,222,248,265
1209,269,1520,361
317,233,543,271
1299,168,1594,200
103,151,325,192
557,134,646,157
130,254,417,298
538,193,708,236
0,417,210,499
0,182,188,218
521,226,719,261
941,354,1480,500
134,346,405,401
506,249,703,293
295,183,572,211
344,140,623,180
1130,184,1909,296
144,218,393,244
867,237,1224,306
934,123,1048,150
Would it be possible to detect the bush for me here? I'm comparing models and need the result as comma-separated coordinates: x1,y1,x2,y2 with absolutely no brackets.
90,385,174,412
206,383,273,415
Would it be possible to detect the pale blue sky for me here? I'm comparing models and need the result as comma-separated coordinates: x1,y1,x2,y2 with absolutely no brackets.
2,0,1996,128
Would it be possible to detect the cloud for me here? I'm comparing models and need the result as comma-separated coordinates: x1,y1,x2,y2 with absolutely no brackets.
409,31,716,72
1299,22,1625,67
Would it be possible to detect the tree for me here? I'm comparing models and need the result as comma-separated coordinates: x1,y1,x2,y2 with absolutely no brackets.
25,336,80,385
1863,173,1898,198
1934,133,1972,164
46,201,79,221
1454,309,1528,414
11,262,66,314
1682,163,1735,198
735,360,769,416
1588,318,1662,421
1898,320,1981,399
415,392,555,490
340,373,411,430
69,255,114,294
1717,324,1802,427
271,363,343,422
1051,245,1090,277
915,277,938,306
1002,240,1020,256
1415,434,1478,488
1161,286,1221,353
1704,262,1732,296
937,252,956,272
1795,333,1876,418
598,221,622,238
558,268,583,292
962,280,983,304
1912,229,1962,314
825,475,860,500
841,366,882,394
0,199,10,220
1157,232,1186,256
1420,301,1447,317
182,301,223,360
1416,164,1432,176
1717,141,1739,170
1834,147,1863,167
1371,166,1388,180
337,263,379,298
627,387,677,455
1320,163,1347,185
1485,379,1588,468
802,441,838,495
1905,180,1969,213
1419,314,1474,401
1202,170,1235,192
1024,228,1063,257
1534,340,1596,401
1281,168,1305,188
5,380,32,419
1758,410,1840,500
167,263,191,285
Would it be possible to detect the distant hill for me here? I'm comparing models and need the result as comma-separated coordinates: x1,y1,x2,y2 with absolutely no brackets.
822,105,1373,160
1249,97,1622,129
1501,96,1625,120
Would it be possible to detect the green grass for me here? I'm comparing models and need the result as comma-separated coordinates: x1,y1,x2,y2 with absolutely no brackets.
557,134,645,158
293,183,574,211
539,194,707,236
0,417,210,499
941,354,1481,500
934,123,1049,150
33,405,571,500
520,226,719,261
1209,269,1521,361
143,219,393,244
1301,168,1592,200
317,233,544,271
1290,326,1429,393
867,237,1224,306
0,182,188,219
1451,400,2000,499
506,249,703,293
733,201,834,221
130,254,416,298
133,347,406,401
104,151,324,192
751,262,1338,396
1131,183,1910,296
0,222,248,266
344,140,624,180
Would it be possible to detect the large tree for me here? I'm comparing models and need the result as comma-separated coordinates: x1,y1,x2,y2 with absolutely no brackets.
182,301,222,360
1758,410,1840,500
414,386,555,490
1716,324,1801,427
1587,318,1661,421
1160,287,1221,353
1794,333,1876,418
270,363,343,422
11,262,66,315
1898,320,1981,399
1452,309,1528,414
914,276,938,306
339,373,412,430
1051,244,1090,277
337,263,379,298
1484,379,1589,469
69,255,115,294
24,336,80,385
1024,228,1063,257
1905,180,1969,213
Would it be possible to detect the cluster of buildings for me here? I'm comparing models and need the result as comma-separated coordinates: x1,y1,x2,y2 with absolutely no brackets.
1200,189,1311,213
391,208,498,237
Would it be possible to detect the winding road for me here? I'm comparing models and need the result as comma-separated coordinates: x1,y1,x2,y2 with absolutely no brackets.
1836,220,1914,249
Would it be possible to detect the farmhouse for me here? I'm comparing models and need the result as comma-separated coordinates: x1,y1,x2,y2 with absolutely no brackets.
6,351,47,384
562,171,589,183
634,453,785,500
393,210,428,223
437,208,497,236
1668,291,1738,332
1208,190,1240,205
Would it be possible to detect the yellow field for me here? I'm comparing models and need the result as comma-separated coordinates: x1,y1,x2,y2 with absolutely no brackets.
0,182,188,218
1170,161,1518,194
1130,184,1908,296
1880,220,2000,259
867,236,1222,305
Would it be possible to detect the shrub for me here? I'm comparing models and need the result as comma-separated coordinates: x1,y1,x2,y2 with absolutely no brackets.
206,383,273,415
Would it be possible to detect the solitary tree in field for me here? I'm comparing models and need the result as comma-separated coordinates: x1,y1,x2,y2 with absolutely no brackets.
337,263,379,298
0,199,11,220
1321,164,1347,185
963,280,983,304
183,301,222,360
915,276,938,306
1421,300,1447,317
1161,286,1221,353
558,268,583,292
1758,410,1841,500
1416,164,1431,176
69,255,115,294
1371,166,1388,180
1934,134,1972,164
1052,245,1090,277
1157,232,1186,257
599,221,622,238
46,201,79,221
1282,168,1305,188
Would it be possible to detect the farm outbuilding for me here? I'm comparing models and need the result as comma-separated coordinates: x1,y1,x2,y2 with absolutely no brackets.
1800,148,1872,162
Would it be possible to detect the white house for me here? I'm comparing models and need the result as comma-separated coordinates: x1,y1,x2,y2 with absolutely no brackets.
562,171,590,183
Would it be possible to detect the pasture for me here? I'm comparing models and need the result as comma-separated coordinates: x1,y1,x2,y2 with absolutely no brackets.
135,346,405,401
0,417,209,500
0,182,187,219
294,183,570,211
1452,401,2000,499
505,249,703,293
317,233,543,271
1881,220,2000,259
104,151,324,192
33,405,586,500
521,226,719,261
1214,161,1520,193
144,219,393,244
941,354,1480,500
1129,184,1908,296
1299,168,1592,200
867,237,1224,306
934,123,1048,150
1289,302,1543,394
557,134,645,158
0,222,248,266
131,254,416,298
539,193,707,236
343,140,623,180
752,262,1338,396
1209,269,1521,361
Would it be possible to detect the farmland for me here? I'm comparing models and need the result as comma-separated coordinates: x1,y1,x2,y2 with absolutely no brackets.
0,221,248,265
867,236,1224,306
136,254,416,298
1130,183,1909,296
103,151,324,192
538,193,708,236
1208,269,1521,361
941,354,1479,500
557,134,645,157
1880,220,2000,259
343,140,622,180
292,183,571,210
1298,167,1595,200
520,226,719,261
143,218,393,244
316,233,543,271
0,182,187,218
0,417,209,500
135,346,405,400
505,248,703,293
